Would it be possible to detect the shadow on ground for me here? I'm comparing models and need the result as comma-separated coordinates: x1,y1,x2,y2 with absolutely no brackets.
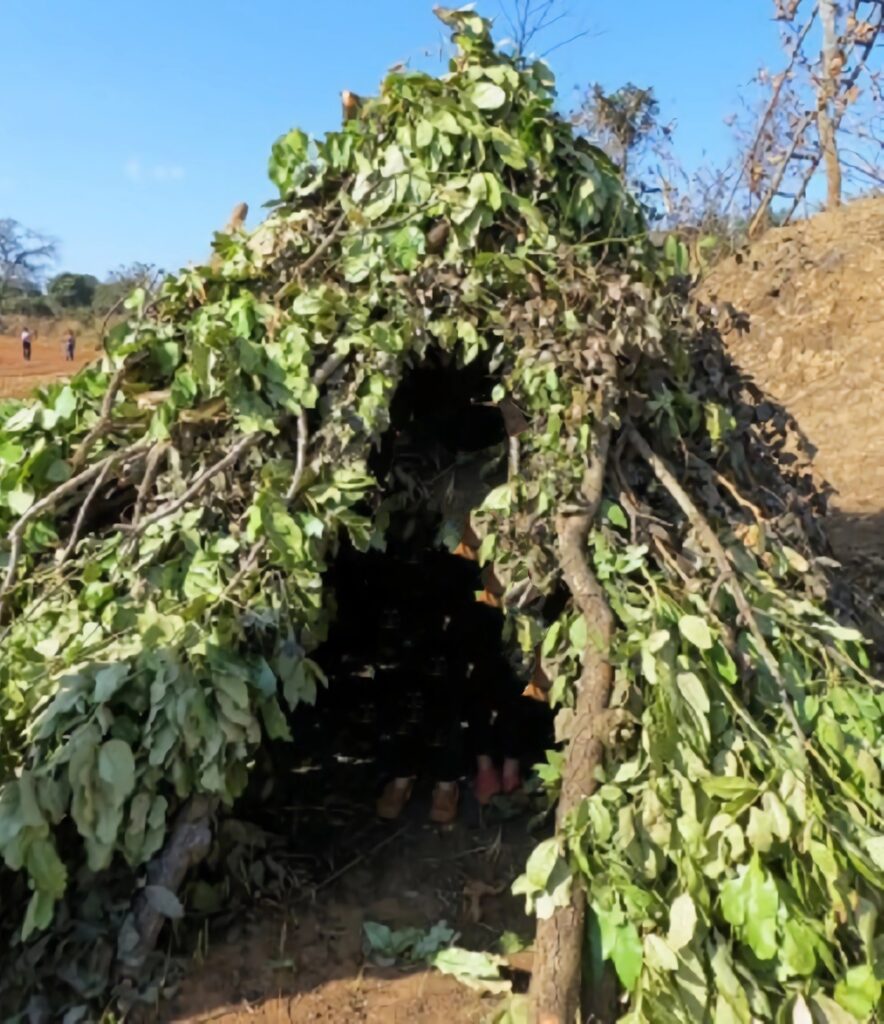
160,770,538,1023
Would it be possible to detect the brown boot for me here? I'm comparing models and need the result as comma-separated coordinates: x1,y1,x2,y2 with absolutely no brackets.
429,782,459,825
377,777,414,820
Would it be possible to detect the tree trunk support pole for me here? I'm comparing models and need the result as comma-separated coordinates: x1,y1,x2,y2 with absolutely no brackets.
531,419,616,1024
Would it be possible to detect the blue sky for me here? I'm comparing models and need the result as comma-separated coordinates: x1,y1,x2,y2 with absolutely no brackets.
1,1,779,279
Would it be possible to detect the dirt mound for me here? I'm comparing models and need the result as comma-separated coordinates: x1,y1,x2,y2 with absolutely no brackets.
704,195,884,629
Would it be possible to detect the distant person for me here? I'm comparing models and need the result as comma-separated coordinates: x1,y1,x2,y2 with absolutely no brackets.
63,329,76,362
21,327,32,362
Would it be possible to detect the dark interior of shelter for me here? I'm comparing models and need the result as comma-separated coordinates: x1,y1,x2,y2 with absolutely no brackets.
248,350,556,830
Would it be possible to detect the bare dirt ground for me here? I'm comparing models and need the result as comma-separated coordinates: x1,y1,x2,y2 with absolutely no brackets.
162,768,536,1024
0,318,97,398
704,195,884,634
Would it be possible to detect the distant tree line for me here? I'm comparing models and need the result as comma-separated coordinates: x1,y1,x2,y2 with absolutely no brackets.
0,218,162,322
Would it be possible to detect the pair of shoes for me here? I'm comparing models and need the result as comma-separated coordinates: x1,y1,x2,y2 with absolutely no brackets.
430,782,459,824
376,778,414,820
474,764,502,806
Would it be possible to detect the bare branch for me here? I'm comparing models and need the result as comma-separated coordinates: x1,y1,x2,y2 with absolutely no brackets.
58,462,114,565
130,441,172,532
628,427,806,744
724,6,818,215
781,6,883,219
749,108,816,235
0,219,58,296
121,433,262,536
70,354,147,472
0,444,152,613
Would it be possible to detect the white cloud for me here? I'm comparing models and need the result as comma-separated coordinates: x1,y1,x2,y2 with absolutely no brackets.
124,158,143,183
124,158,185,184
152,164,185,182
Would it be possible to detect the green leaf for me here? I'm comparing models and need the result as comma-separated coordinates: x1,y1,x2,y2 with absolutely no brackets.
603,501,628,529
525,838,560,889
97,739,136,802
864,835,884,870
0,441,25,464
260,697,292,741
677,672,710,715
711,642,738,684
645,933,678,972
481,483,513,512
666,893,697,951
490,128,527,169
701,776,758,800
498,931,529,955
781,919,816,977
7,487,34,515
25,837,67,899
720,855,778,961
22,889,55,940
610,922,643,991
432,947,511,994
679,615,714,650
290,292,325,316
810,995,861,1024
834,965,881,1019
93,663,130,703
45,459,72,483
214,674,249,709
428,108,462,134
469,82,507,110
412,921,458,960
269,128,311,194
53,386,77,420
415,118,435,148
568,616,588,652
746,807,773,852
541,621,561,657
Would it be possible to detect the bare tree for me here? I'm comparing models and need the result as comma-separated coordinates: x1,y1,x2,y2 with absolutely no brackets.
0,219,57,302
737,0,883,235
93,262,165,317
496,0,586,56
573,83,666,182
818,0,844,206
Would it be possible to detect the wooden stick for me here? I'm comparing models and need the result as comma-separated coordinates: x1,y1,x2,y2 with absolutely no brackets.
531,419,616,1024
0,442,151,612
122,433,261,535
724,7,818,216
58,460,113,565
628,427,805,743
70,353,146,472
118,797,215,979
130,441,171,532
783,11,883,222
296,209,348,279
273,179,353,301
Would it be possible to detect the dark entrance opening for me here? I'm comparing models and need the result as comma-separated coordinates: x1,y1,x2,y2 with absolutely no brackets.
306,349,553,821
